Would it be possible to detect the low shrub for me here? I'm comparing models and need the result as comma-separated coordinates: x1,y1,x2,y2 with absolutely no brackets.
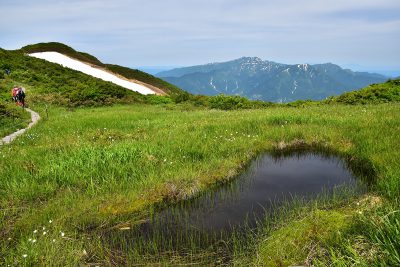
209,94,251,110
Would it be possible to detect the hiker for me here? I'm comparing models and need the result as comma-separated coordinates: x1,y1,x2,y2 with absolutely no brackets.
17,87,26,108
11,86,26,107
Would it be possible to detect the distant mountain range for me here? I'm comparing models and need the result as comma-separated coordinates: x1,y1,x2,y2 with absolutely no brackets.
157,57,388,102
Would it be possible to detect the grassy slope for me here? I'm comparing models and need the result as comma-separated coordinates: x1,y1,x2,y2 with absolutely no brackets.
0,48,150,107
21,42,105,67
106,64,184,96
330,78,400,104
0,103,399,265
20,42,185,96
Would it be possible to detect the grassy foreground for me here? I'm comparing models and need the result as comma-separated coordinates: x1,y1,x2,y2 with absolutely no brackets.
0,103,399,265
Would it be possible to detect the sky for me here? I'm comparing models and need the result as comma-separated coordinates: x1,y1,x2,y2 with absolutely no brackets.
1,0,399,75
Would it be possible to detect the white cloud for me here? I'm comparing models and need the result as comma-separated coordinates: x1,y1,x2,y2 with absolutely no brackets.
0,0,399,67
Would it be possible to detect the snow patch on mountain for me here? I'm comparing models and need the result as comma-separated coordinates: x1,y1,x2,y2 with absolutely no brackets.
29,52,156,95
292,81,298,94
210,77,216,90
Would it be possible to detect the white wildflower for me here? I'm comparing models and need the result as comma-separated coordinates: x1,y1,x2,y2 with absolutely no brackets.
33,230,37,234
52,239,56,243
32,239,37,243
60,232,65,237
22,254,28,258
49,219,53,223
43,231,47,235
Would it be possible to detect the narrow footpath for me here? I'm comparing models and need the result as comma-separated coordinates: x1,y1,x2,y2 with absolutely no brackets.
0,108,40,145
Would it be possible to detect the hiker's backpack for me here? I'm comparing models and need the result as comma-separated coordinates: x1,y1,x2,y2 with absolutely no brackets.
12,88,18,101
17,88,24,99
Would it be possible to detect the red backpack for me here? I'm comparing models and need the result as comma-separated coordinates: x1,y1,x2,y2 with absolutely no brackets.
12,87,19,97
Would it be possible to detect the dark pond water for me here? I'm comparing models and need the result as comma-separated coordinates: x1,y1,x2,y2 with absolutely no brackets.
151,152,359,231
107,151,367,253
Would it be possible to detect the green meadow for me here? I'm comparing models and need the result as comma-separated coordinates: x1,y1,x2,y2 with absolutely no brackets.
1,102,399,266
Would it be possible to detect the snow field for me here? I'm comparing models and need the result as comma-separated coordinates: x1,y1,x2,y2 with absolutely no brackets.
29,52,156,95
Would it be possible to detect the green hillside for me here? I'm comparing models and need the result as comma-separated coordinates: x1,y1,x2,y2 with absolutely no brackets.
330,78,400,104
105,64,183,96
0,48,147,106
20,42,184,96
21,42,105,66
284,78,400,107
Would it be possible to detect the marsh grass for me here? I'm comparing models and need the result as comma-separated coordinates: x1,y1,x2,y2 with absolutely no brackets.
96,183,363,265
0,103,399,265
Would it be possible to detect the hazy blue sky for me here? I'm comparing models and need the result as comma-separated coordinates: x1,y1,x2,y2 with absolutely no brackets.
1,0,399,73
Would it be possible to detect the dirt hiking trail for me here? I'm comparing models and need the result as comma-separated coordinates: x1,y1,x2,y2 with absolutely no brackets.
0,108,40,145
